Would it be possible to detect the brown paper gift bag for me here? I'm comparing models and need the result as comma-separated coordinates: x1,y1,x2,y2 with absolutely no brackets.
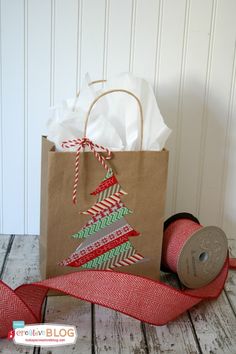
40,89,169,282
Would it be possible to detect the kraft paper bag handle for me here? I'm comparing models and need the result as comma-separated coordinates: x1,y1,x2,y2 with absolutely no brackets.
83,87,144,149
76,79,107,97
72,80,106,111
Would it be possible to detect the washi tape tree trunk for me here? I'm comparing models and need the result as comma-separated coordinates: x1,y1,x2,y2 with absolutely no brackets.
60,168,145,270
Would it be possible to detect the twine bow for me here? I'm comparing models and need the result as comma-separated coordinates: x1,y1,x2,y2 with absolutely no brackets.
61,137,112,204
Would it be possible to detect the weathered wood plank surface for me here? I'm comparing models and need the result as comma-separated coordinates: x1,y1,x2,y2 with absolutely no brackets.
1,235,40,286
0,234,11,272
41,296,92,354
93,305,147,354
145,317,200,354
189,292,236,354
225,238,236,315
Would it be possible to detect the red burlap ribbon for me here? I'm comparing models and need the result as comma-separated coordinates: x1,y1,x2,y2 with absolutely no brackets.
61,137,112,204
0,258,235,338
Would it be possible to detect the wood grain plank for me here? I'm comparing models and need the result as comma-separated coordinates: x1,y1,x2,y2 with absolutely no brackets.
106,0,133,77
1,0,25,234
0,341,34,354
189,292,236,354
0,234,11,271
224,239,236,317
27,0,51,235
176,0,213,216
80,0,106,81
169,0,190,216
94,305,147,354
196,0,217,221
132,0,160,86
199,0,236,226
222,47,236,239
0,235,39,353
41,296,92,354
53,0,78,103
1,235,40,287
145,273,201,354
156,0,187,218
145,318,200,354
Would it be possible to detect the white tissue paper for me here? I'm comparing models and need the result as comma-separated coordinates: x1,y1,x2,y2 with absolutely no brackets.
47,73,171,151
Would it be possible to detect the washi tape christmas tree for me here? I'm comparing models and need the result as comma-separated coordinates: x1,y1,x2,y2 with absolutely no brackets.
60,168,145,270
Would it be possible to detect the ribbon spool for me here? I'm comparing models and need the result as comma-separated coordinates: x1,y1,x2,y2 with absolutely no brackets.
162,213,228,289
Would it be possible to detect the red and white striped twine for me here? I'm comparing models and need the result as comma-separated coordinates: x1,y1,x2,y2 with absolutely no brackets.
61,137,112,204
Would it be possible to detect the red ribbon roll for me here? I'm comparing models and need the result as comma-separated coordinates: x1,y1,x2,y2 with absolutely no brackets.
162,218,203,272
162,215,229,288
0,215,235,339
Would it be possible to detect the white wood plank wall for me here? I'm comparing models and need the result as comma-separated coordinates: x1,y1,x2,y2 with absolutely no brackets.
0,0,236,238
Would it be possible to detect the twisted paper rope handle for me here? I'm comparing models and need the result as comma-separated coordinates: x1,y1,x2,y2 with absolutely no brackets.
0,258,236,338
61,137,112,204
65,87,145,204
